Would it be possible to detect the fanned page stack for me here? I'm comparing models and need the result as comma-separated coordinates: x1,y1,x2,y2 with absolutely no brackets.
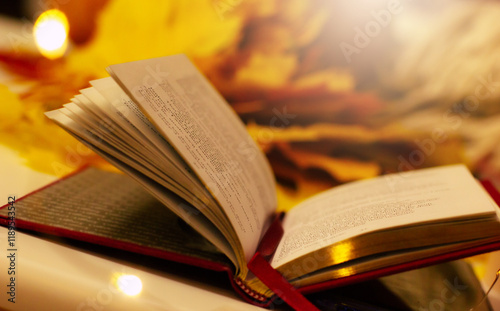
42,55,500,307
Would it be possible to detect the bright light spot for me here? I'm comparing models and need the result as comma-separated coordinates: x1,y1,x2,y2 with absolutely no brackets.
33,9,69,59
116,274,143,296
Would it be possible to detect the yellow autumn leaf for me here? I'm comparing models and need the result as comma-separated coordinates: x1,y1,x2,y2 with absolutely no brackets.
66,0,244,77
0,84,23,128
235,53,297,87
293,69,354,91
247,122,418,145
279,146,381,182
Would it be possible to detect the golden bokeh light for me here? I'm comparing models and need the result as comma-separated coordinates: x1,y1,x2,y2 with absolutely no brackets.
33,9,69,59
115,274,143,296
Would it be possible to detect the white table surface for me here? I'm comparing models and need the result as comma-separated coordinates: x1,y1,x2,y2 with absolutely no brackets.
0,227,268,311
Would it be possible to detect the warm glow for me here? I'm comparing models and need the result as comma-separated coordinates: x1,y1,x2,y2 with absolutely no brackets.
116,274,143,296
33,9,69,59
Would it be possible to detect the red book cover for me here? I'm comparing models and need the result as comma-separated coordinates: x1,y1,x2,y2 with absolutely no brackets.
2,167,500,310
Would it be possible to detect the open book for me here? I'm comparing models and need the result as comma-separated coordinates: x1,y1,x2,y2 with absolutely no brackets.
39,55,500,307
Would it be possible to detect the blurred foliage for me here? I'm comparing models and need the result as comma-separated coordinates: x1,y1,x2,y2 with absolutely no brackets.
4,0,496,211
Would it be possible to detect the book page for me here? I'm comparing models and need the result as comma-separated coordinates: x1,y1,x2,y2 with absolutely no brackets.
44,110,237,264
83,80,218,208
107,55,277,262
271,165,499,268
0,167,231,266
46,86,247,268
89,78,196,180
